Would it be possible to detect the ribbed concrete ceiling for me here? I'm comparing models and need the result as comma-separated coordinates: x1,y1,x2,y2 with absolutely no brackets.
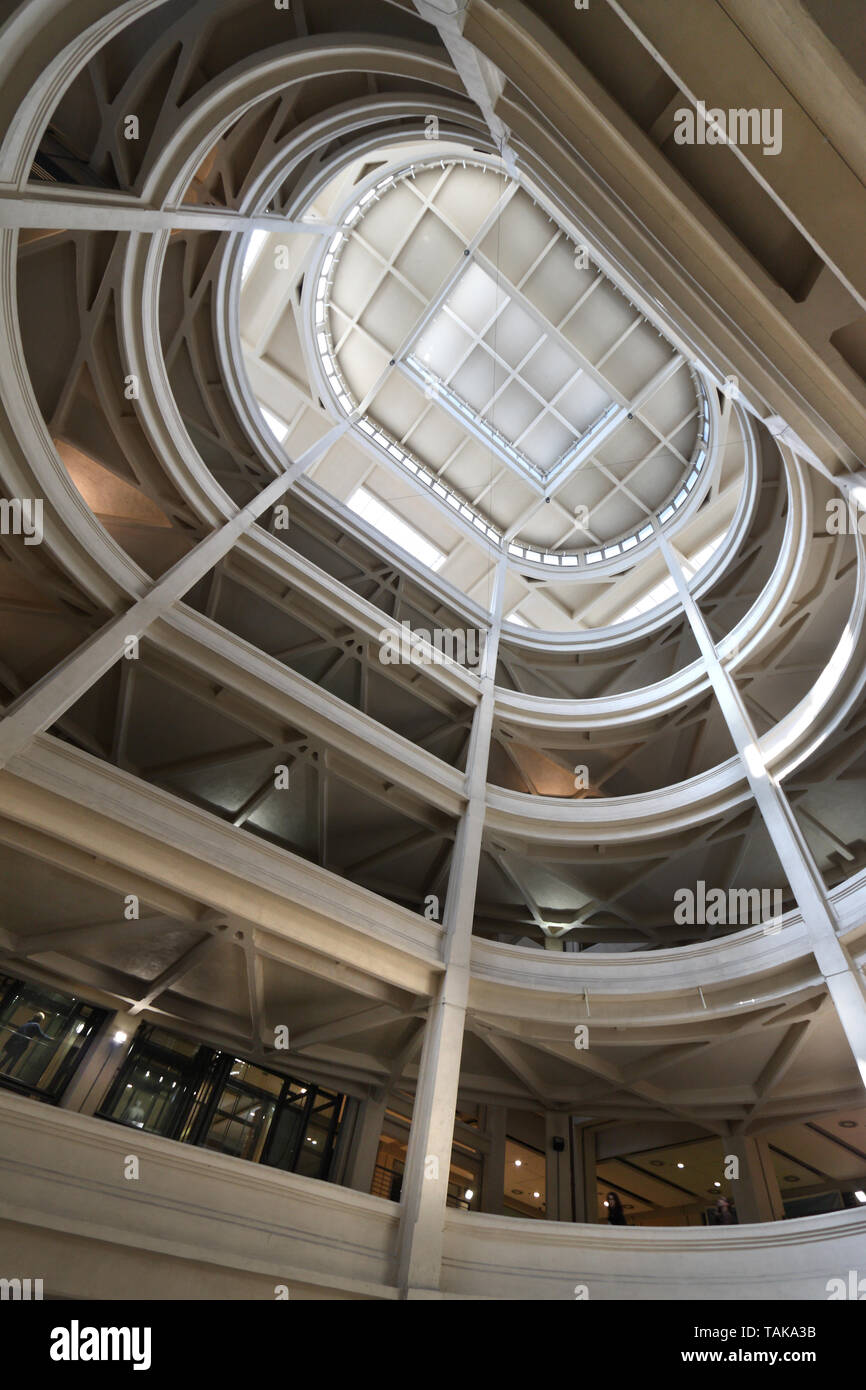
0,0,864,1172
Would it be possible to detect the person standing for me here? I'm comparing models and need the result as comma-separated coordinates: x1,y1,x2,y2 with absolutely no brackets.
0,1011,52,1077
606,1191,627,1225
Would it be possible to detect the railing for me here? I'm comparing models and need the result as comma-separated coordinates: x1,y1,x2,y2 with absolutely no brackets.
370,1163,471,1209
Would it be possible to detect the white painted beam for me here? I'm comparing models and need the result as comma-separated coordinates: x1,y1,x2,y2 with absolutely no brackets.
661,532,866,1093
395,553,507,1294
0,423,349,770
0,193,332,235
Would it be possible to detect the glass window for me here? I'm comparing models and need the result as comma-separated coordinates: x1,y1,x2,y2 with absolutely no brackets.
261,1082,310,1173
503,1137,547,1218
293,1091,342,1180
371,1125,478,1207
97,1025,348,1184
0,974,105,1102
109,1056,197,1137
98,1025,212,1139
225,1059,283,1097
199,1075,277,1163
446,1138,480,1211
373,1131,406,1200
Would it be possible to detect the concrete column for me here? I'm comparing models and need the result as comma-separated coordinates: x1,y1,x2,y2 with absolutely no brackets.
573,1124,598,1224
725,1135,785,1223
545,1111,572,1222
660,531,866,1093
344,1091,388,1193
59,1009,139,1116
396,558,507,1296
480,1104,506,1215
394,795,483,1293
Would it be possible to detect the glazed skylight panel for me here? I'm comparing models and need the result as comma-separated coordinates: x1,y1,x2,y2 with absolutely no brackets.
313,158,708,570
407,261,616,482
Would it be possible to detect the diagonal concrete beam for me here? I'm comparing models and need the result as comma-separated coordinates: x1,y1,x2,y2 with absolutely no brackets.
660,530,866,1094
0,423,349,770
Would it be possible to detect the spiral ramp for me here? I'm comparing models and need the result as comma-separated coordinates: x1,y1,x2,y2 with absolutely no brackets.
0,0,864,1301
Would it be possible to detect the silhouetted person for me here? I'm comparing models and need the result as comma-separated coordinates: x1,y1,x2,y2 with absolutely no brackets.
606,1191,627,1225
714,1195,736,1224
0,1011,52,1076
125,1098,147,1128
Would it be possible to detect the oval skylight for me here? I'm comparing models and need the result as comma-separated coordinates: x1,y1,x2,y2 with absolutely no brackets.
311,156,708,571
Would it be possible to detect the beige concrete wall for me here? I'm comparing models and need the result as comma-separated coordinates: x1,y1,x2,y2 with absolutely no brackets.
0,1093,399,1301
441,1205,866,1300
2,1092,864,1301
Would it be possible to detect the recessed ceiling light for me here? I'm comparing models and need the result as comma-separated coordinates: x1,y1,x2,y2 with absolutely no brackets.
649,1159,664,1168
676,1162,685,1169
839,1120,857,1128
784,1175,799,1182
854,1190,866,1204
514,1159,522,1167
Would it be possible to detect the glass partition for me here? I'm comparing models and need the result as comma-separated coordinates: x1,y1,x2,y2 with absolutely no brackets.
0,973,106,1102
98,1025,347,1184
99,1026,213,1139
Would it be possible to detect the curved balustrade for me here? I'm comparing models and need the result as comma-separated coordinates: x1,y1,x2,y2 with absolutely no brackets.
1,1092,862,1302
1,0,864,1305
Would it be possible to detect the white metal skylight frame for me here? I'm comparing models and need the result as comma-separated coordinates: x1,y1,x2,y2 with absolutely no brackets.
306,156,715,574
403,252,620,486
